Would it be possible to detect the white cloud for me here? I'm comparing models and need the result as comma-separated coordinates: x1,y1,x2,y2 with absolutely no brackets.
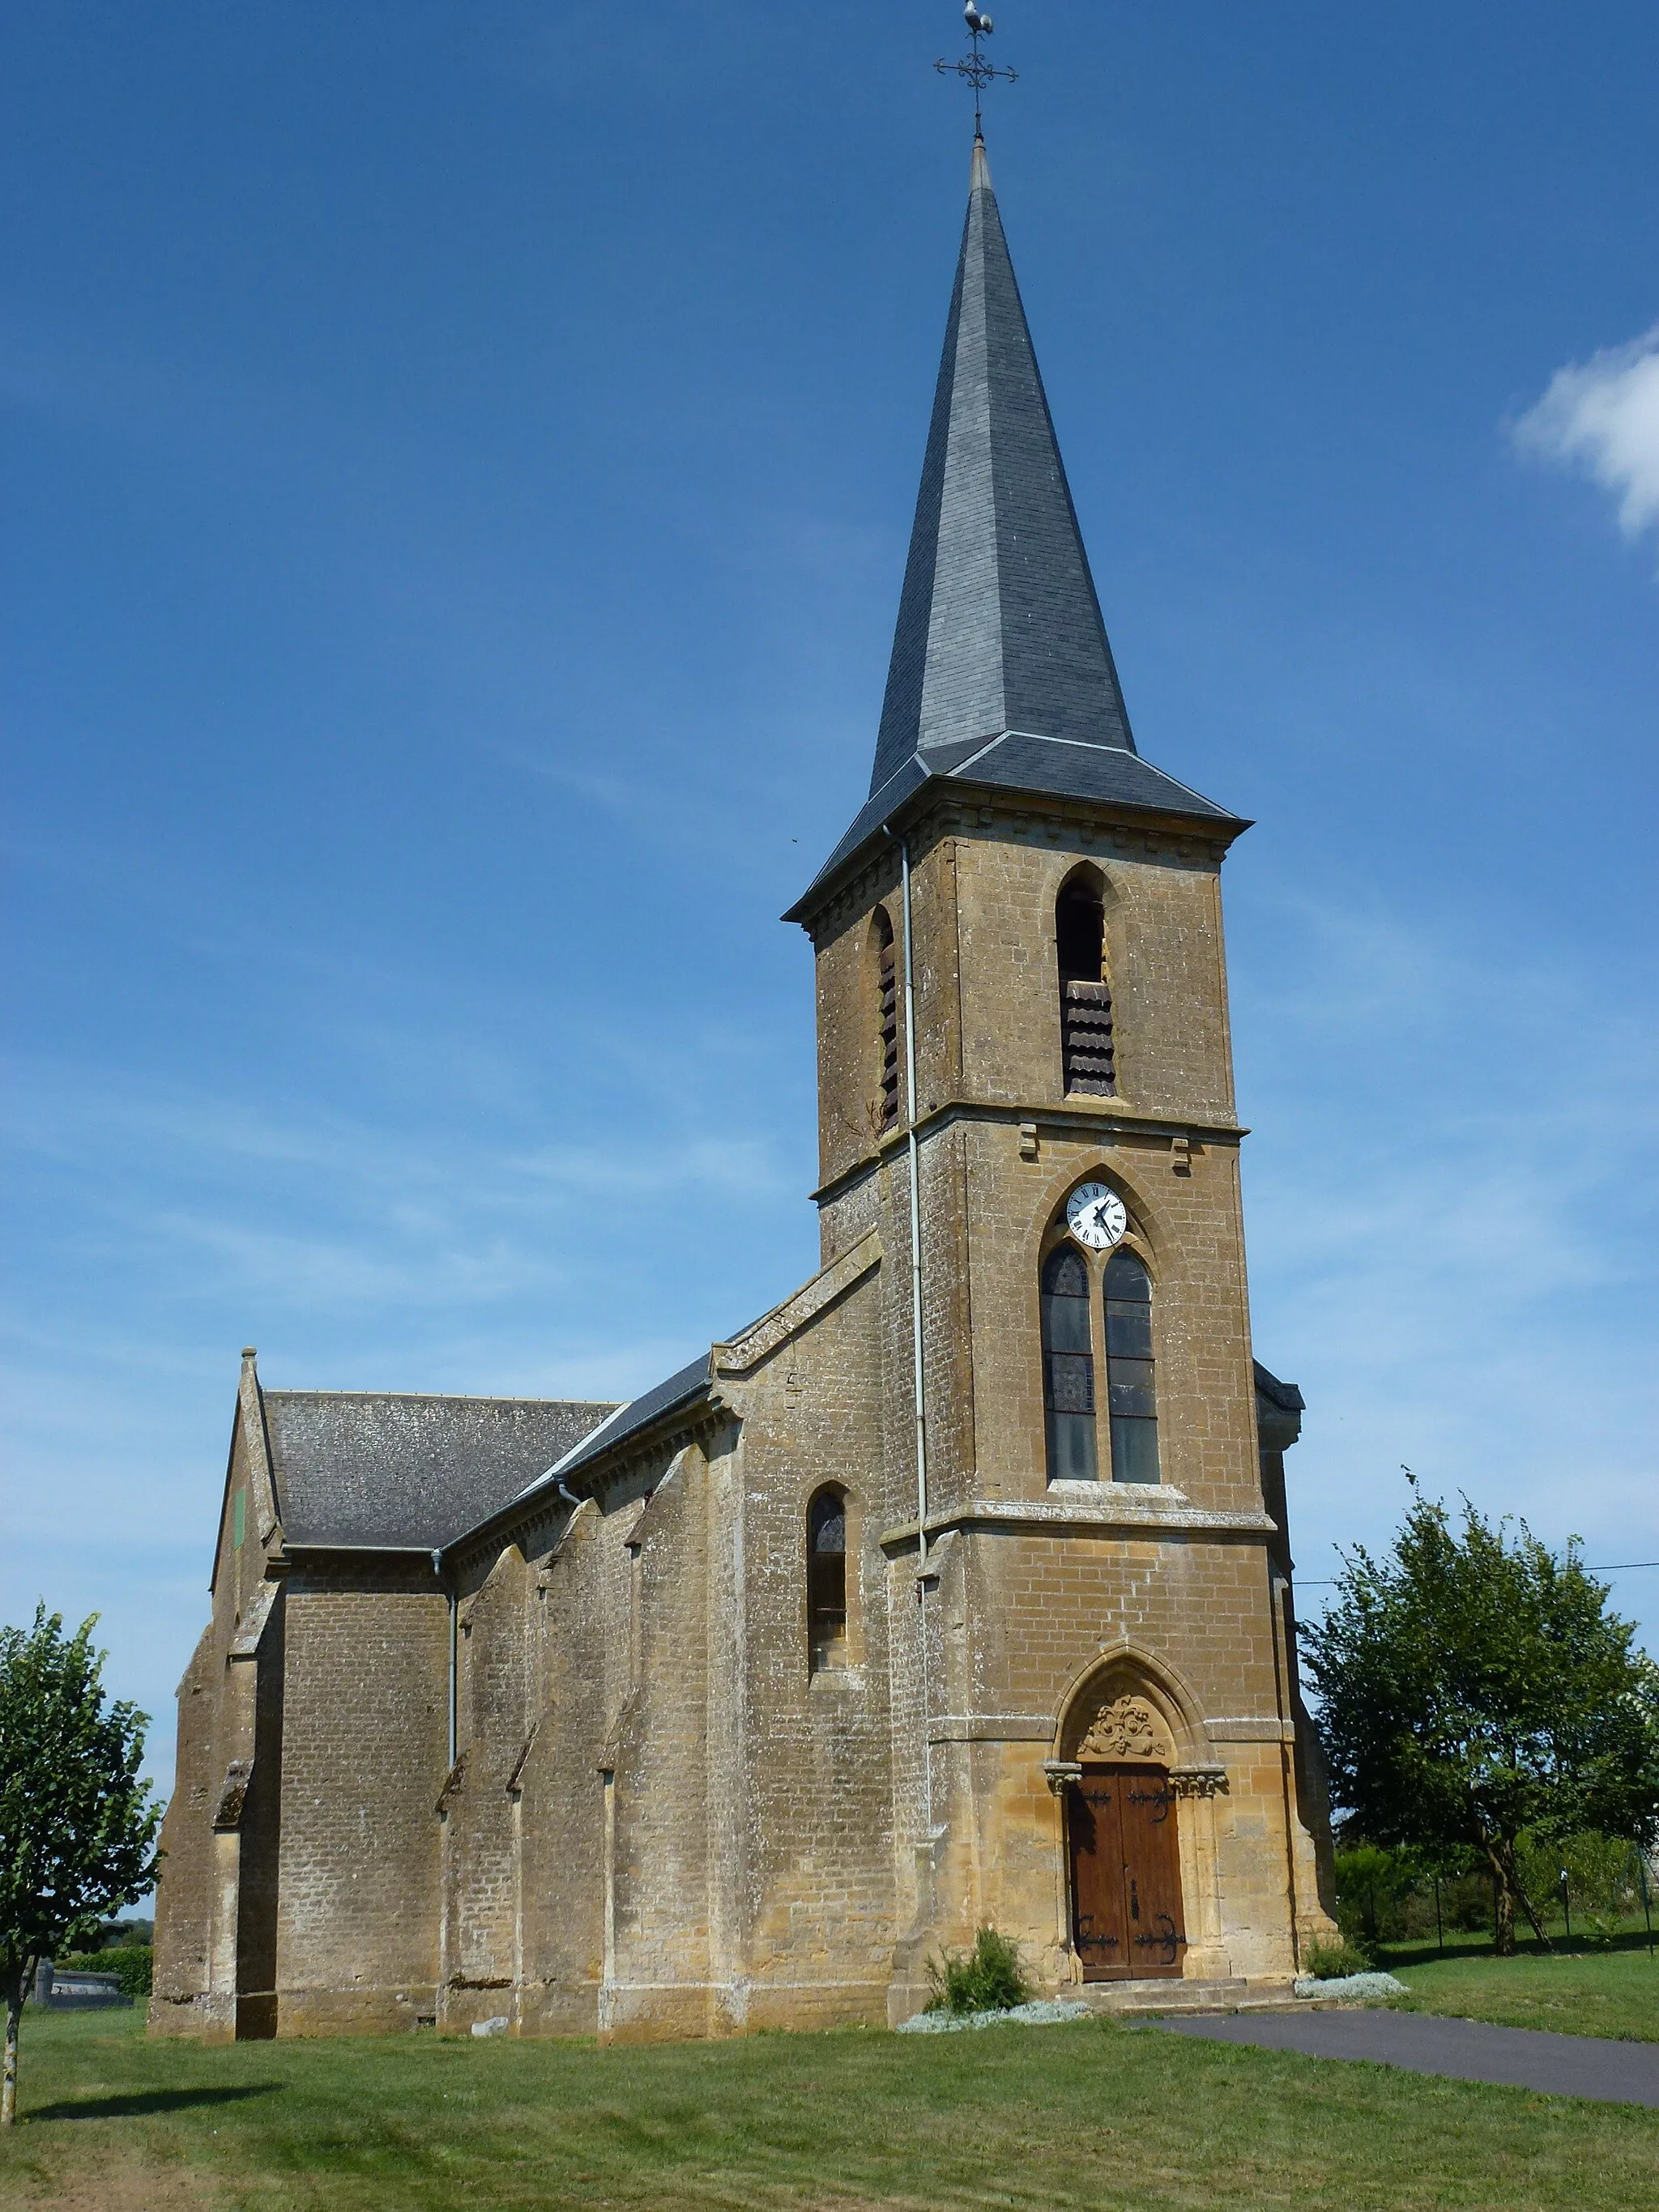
1514,325,1659,541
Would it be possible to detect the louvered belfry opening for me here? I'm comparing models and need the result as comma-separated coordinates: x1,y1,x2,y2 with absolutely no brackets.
875,907,901,1131
1057,876,1115,1095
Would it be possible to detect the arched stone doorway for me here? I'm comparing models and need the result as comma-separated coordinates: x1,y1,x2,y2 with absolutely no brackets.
1066,1690,1185,1973
1056,1684,1189,1981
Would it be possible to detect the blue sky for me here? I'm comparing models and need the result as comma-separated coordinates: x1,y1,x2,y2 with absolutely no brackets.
5,2,1657,1807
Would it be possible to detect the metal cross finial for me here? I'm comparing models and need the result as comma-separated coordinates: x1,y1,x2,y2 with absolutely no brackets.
936,3,1017,135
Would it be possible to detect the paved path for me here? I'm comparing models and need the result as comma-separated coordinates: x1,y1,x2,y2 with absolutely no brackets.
1153,2009,1659,2108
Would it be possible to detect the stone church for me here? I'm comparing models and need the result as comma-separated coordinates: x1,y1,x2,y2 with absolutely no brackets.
152,136,1336,2044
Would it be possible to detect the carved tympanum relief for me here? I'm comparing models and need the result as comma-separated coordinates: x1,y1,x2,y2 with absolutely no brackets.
1077,1694,1172,1764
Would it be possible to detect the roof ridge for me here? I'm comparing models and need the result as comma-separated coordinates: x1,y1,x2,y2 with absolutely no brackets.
262,1387,617,1406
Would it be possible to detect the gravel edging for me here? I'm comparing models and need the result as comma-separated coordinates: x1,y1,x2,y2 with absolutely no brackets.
897,1998,1094,2033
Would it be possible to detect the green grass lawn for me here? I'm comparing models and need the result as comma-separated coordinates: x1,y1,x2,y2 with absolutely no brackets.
1382,1928,1659,2043
2,2002,1658,2212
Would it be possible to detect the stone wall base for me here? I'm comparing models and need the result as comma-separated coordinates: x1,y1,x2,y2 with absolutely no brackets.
514,1982,602,2038
599,1978,889,2044
147,1992,235,2044
271,1986,437,2038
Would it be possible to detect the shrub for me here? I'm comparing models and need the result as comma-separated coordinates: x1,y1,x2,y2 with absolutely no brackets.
1302,1937,1374,1981
56,1945,151,1997
1333,1841,1424,1948
925,1925,1030,2014
1436,1868,1499,1933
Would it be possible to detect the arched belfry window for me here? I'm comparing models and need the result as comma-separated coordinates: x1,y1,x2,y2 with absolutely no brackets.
1056,875,1115,1096
807,1486,848,1672
1104,1249,1160,1484
1042,1245,1099,1481
873,908,900,1132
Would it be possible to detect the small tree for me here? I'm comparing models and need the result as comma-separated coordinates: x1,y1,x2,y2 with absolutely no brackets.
1,1609,161,2125
1300,1494,1659,1956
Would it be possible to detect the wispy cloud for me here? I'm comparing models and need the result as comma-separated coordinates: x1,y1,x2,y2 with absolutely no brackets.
0,1055,794,1321
1235,893,1659,1600
1514,325,1659,545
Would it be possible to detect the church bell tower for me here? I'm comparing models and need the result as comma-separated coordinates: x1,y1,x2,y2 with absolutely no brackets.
786,135,1333,1996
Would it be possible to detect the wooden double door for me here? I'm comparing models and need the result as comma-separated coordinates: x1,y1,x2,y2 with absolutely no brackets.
1066,1764,1187,1980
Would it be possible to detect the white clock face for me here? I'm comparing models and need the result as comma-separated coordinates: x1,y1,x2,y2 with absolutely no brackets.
1066,1182,1127,1251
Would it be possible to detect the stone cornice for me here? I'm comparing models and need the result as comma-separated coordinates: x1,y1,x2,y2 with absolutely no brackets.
928,1713,1056,1745
881,1490,1276,1552
814,1097,1247,1210
798,785,1238,944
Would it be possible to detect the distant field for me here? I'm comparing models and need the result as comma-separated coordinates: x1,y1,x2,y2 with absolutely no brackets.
3,2001,1659,2211
1384,1929,1659,2044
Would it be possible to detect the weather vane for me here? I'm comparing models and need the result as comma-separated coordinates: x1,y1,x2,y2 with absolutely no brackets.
936,3,1017,135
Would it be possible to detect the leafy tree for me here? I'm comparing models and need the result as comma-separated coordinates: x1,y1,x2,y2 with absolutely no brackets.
1300,1494,1659,1956
1,1609,160,2125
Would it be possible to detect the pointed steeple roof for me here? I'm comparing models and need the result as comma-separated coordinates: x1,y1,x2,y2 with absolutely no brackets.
787,139,1244,924
870,134,1134,791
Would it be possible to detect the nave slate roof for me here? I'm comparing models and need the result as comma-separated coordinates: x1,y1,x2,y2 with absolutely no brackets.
787,136,1244,923
265,1392,616,1551
527,1354,714,1490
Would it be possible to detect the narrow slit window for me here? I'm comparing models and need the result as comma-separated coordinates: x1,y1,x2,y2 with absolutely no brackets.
1042,1245,1099,1481
875,909,901,1132
1056,878,1115,1096
807,1487,848,1672
1104,1249,1160,1484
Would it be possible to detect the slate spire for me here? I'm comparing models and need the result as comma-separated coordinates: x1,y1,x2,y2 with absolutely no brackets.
785,136,1244,926
868,134,1135,796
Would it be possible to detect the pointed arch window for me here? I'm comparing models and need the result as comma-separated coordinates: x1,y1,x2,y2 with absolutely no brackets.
807,1485,848,1672
1042,1245,1099,1481
874,907,901,1132
1104,1249,1160,1484
1056,876,1115,1096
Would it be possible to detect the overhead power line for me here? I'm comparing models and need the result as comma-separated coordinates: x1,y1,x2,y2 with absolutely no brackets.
1298,1559,1659,1588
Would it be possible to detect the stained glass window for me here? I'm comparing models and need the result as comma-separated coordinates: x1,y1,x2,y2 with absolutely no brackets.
1104,1249,1160,1484
808,1485,848,1671
1043,1243,1099,1481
